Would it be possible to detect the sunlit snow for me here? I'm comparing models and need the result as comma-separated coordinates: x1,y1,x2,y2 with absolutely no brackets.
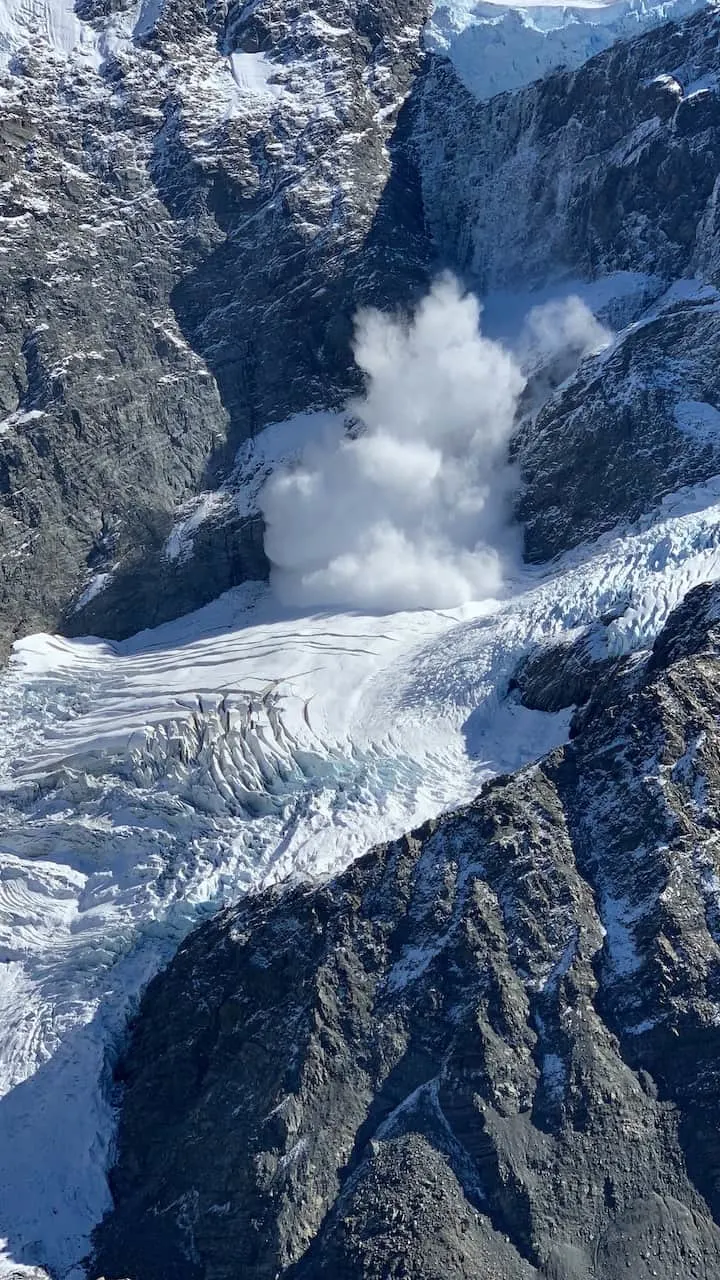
427,0,714,99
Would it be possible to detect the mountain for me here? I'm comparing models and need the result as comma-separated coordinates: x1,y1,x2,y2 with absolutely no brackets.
3,0,720,649
2,0,720,1276
0,0,431,652
94,579,720,1280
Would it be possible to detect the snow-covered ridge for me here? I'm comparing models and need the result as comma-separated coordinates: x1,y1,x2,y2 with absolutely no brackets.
427,0,716,99
1,0,709,102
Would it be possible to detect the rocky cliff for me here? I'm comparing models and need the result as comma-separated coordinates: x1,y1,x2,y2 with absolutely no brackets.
0,0,431,652
415,2,720,559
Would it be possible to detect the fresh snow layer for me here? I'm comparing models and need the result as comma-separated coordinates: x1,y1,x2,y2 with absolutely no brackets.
229,51,282,99
0,0,101,66
4,460,720,1273
675,399,720,442
426,0,715,100
0,0,147,68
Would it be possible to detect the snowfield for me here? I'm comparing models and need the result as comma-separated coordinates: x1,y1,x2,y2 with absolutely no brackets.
3,458,720,1274
0,0,99,67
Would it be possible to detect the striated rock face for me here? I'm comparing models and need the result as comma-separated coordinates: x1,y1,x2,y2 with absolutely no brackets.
413,3,720,562
0,0,431,652
150,0,432,435
0,46,229,650
416,5,720,292
515,286,720,560
95,580,720,1279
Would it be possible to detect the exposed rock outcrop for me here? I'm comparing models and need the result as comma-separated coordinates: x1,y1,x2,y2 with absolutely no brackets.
417,5,720,291
6,1,720,645
414,3,720,560
515,288,720,560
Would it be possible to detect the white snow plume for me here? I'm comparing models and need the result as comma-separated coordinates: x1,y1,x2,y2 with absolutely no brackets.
260,275,527,611
519,294,612,373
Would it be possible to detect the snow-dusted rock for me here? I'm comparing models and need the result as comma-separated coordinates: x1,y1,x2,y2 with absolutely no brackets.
516,283,720,559
0,0,431,652
6,0,720,652
416,2,720,291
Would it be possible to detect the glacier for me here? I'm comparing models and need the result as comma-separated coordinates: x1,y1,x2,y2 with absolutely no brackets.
3,426,720,1272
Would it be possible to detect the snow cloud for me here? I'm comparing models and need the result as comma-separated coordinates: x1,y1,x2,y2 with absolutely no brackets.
518,294,612,372
260,275,526,611
259,281,611,613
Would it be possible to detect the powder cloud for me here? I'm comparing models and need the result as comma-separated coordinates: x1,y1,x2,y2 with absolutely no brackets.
259,283,612,613
518,294,612,371
260,275,527,612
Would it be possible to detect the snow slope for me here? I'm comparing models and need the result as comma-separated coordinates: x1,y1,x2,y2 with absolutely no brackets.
3,455,720,1273
0,0,100,67
426,0,716,99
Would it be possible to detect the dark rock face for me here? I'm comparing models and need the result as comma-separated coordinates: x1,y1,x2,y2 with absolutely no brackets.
416,5,720,290
412,5,720,562
509,626,628,714
515,290,720,560
63,508,268,641
0,51,227,652
95,581,720,1280
5,0,720,646
151,0,433,441
0,0,431,653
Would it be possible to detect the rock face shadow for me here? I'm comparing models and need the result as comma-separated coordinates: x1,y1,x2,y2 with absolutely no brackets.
67,62,433,643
